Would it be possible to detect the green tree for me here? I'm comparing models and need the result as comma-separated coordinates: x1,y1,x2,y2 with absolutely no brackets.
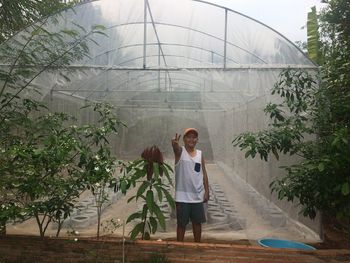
0,100,124,238
0,0,116,237
233,0,350,220
75,103,125,239
0,0,76,43
0,101,83,238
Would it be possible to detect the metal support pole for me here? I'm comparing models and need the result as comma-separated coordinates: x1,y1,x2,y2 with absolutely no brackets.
224,8,228,69
165,71,167,91
158,47,161,91
126,71,129,89
211,51,214,91
143,0,147,69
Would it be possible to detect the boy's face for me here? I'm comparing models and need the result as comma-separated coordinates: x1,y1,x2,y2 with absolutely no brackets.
183,132,198,148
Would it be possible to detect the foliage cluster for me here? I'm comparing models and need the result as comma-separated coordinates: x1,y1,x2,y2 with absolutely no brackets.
0,4,124,238
0,0,77,43
233,0,350,219
0,98,123,237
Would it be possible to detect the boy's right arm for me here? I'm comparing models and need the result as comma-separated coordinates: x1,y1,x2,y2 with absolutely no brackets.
171,133,182,164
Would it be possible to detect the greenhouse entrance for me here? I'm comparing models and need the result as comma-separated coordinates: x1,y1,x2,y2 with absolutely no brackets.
4,0,320,243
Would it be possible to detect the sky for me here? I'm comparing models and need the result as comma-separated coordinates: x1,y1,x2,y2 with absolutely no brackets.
206,0,325,43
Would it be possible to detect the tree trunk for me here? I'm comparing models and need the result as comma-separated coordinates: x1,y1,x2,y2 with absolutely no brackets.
0,222,6,236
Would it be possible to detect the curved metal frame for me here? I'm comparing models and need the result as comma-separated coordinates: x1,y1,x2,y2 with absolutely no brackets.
88,21,265,64
67,0,314,66
1,0,318,108
93,42,239,64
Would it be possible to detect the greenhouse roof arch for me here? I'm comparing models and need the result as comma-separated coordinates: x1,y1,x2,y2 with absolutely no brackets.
58,0,316,68
2,0,318,111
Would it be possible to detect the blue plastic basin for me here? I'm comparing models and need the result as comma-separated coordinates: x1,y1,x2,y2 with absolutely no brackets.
258,238,316,250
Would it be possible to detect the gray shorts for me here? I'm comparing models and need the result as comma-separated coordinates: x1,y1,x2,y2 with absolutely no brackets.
176,202,206,227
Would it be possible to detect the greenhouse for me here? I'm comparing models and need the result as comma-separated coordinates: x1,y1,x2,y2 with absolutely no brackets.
2,0,321,243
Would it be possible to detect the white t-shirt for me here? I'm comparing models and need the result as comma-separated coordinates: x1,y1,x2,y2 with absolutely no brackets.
175,146,204,203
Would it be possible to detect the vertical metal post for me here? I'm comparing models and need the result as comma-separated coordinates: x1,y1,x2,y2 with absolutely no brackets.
143,0,147,69
165,72,167,91
126,71,129,89
211,51,214,92
158,47,161,91
224,8,228,69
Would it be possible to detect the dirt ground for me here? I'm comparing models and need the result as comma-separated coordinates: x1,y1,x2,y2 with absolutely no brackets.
160,217,350,249
5,163,348,249
5,215,349,249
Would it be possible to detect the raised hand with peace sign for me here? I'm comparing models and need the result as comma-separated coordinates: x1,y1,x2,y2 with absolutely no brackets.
171,133,181,147
171,133,182,163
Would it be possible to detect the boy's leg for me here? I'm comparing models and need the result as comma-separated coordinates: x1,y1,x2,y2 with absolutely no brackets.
192,222,202,242
176,202,189,242
177,225,186,241
190,203,206,242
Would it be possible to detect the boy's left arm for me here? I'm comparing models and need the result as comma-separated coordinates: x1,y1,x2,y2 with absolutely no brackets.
202,155,209,203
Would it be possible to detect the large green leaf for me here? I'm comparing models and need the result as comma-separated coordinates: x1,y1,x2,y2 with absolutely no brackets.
153,204,166,230
146,190,155,213
154,184,163,202
341,183,350,196
141,204,148,218
307,6,320,63
136,181,150,201
149,216,158,234
161,163,173,186
129,222,144,240
120,180,127,194
126,212,142,224
162,187,175,209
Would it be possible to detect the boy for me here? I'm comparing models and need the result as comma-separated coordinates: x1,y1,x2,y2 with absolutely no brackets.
171,128,209,242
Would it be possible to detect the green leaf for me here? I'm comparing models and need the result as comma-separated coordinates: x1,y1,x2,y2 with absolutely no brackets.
141,204,148,218
133,169,145,180
318,163,325,172
161,164,173,186
129,222,144,240
126,211,142,224
61,29,79,37
154,185,163,202
72,22,87,33
120,180,127,194
127,196,136,203
91,24,106,31
271,148,279,160
307,6,320,63
341,183,350,196
149,216,158,234
162,188,175,209
136,181,149,201
278,190,285,200
146,190,154,213
153,204,166,230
